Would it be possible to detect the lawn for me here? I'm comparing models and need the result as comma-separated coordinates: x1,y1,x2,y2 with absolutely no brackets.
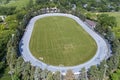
30,16,97,66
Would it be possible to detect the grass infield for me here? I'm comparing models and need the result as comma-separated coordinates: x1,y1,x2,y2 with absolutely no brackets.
30,16,97,66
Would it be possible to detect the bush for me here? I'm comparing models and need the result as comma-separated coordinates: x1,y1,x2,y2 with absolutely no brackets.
0,17,3,22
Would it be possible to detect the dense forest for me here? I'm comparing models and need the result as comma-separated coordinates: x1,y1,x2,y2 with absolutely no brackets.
0,0,120,80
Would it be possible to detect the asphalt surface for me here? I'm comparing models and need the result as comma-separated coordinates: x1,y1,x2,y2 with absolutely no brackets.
19,13,110,74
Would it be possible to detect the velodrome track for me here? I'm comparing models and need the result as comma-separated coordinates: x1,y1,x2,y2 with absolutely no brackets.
19,13,110,74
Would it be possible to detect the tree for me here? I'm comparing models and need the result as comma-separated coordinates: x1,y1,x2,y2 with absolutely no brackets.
53,71,61,80
0,30,12,59
16,10,26,21
97,14,117,28
0,17,3,22
0,61,5,71
6,46,17,70
79,68,87,80
29,66,35,80
107,53,119,74
6,46,18,80
110,69,120,80
0,6,16,15
41,69,49,80
34,67,42,80
65,69,75,80
27,0,34,9
46,71,53,80
105,29,115,42
112,39,120,53
97,60,107,80
14,57,24,79
21,62,31,80
88,65,100,80
95,14,117,36
35,0,49,4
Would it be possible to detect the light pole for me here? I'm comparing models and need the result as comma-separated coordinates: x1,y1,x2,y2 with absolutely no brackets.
85,70,88,80
103,64,108,80
8,68,14,80
11,34,15,43
103,58,108,80
81,68,88,80
59,64,64,80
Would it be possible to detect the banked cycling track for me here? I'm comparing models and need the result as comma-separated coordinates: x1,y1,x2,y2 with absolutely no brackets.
19,13,110,74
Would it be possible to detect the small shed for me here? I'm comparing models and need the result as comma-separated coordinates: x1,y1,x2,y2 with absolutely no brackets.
85,19,96,29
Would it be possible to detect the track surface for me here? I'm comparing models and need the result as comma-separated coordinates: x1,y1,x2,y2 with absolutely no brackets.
19,13,110,74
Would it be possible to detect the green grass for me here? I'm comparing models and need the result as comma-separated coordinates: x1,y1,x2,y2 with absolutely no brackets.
30,16,97,66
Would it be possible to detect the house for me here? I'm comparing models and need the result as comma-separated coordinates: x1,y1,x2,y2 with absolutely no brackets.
44,7,60,13
0,16,6,21
72,4,76,10
50,7,59,13
85,19,96,29
83,4,88,8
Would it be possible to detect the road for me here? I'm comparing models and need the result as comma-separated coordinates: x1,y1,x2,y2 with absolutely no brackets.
19,13,110,74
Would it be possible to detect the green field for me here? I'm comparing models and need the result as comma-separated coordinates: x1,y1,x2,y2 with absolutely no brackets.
30,16,97,66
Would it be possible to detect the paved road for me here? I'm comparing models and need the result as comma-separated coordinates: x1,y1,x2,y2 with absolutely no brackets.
19,13,110,74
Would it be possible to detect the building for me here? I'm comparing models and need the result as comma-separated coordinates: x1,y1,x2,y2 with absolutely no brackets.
41,7,60,13
72,4,76,11
85,19,96,29
0,16,6,21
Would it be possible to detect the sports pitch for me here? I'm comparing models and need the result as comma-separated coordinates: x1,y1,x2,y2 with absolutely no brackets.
29,16,97,66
